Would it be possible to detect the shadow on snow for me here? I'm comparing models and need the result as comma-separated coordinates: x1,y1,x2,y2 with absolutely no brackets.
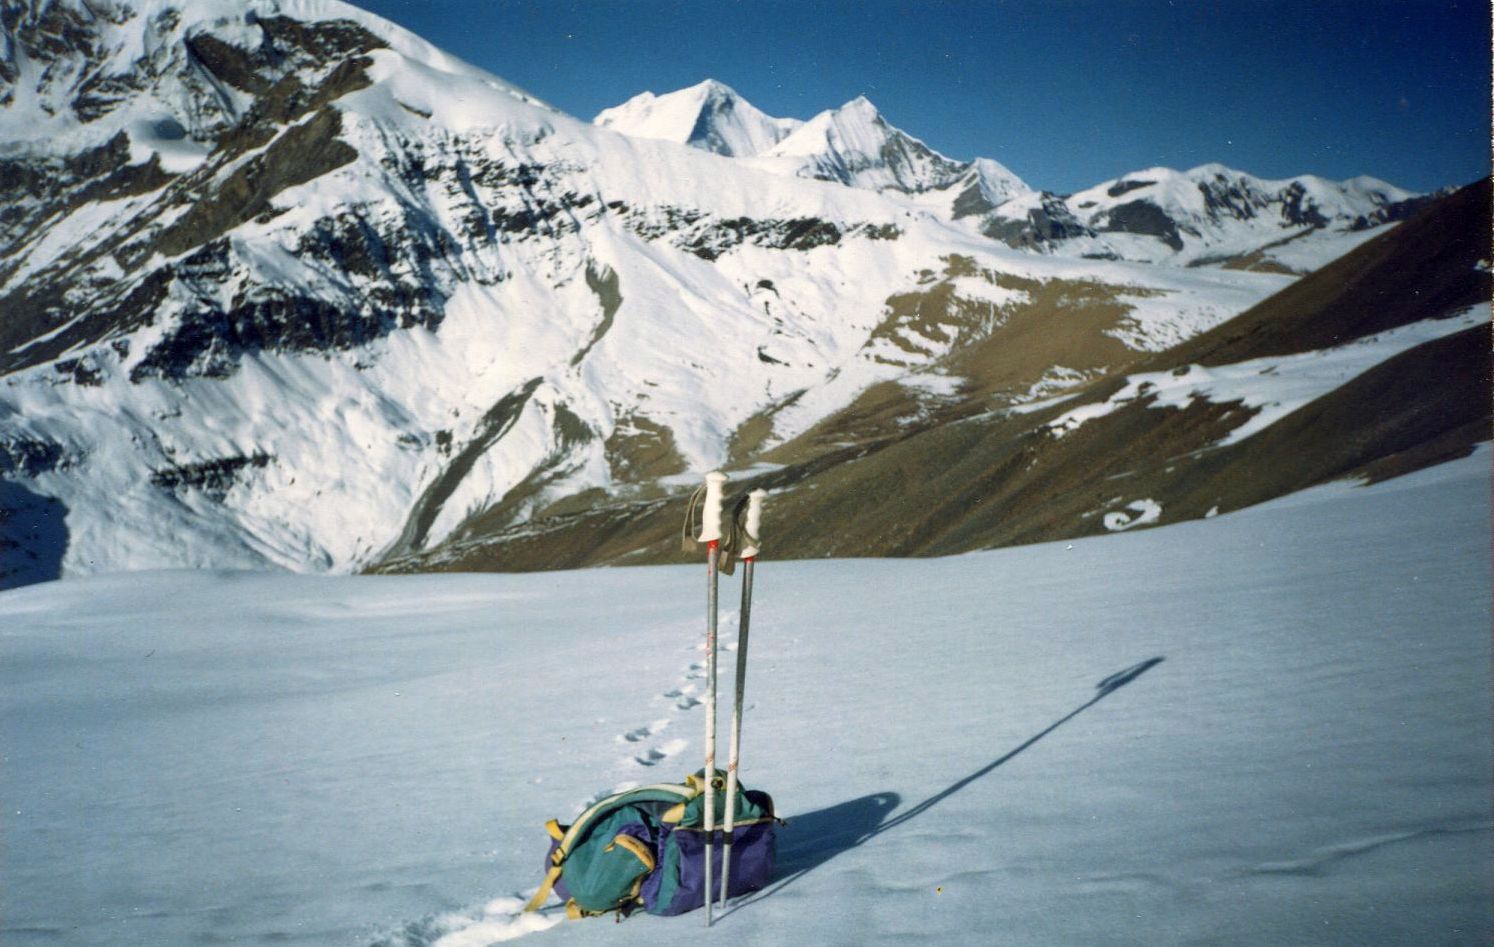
0,480,69,591
727,657,1165,917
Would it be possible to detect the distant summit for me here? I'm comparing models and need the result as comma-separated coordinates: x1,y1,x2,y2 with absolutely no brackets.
596,81,1031,205
592,79,801,157
758,94,1026,197
593,83,1429,266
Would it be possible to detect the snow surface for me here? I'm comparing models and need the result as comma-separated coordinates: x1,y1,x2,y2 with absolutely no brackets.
1102,498,1162,531
3,449,1490,946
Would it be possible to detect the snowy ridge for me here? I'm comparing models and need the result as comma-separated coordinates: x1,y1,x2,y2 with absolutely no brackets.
1048,306,1486,442
594,83,1026,200
0,0,550,161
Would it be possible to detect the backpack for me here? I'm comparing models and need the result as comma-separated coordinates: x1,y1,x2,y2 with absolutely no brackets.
524,771,777,919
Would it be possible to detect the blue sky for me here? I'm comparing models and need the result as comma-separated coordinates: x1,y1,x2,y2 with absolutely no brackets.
350,0,1490,195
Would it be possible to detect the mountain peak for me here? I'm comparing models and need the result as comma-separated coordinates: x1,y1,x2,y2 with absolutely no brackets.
593,79,800,157
692,78,738,98
761,96,982,195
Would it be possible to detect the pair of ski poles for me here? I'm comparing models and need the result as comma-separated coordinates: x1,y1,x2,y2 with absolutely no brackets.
695,471,765,927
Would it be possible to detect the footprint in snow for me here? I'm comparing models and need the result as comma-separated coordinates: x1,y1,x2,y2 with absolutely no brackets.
618,719,671,744
634,738,687,767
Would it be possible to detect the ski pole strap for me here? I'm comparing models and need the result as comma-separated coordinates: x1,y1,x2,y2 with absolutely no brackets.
739,489,765,560
680,482,706,552
716,488,765,573
717,493,748,576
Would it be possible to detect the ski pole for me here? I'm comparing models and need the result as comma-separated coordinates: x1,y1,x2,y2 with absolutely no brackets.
697,470,726,927
719,488,765,909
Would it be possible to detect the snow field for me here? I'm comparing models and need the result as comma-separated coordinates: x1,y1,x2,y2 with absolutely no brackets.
2,449,1489,946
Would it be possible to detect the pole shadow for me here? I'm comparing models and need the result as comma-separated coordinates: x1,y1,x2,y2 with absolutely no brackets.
717,791,900,919
724,657,1164,918
870,656,1164,839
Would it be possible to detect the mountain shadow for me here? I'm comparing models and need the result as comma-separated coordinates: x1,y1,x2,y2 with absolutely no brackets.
0,481,70,590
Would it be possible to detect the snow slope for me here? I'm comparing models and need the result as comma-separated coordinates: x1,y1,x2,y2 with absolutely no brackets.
1047,307,1487,443
3,448,1489,946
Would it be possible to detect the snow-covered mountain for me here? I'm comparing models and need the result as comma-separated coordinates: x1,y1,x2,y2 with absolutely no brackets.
595,85,1031,209
382,178,1491,575
1037,163,1433,266
0,0,1482,587
755,95,986,195
593,83,1433,269
592,79,801,158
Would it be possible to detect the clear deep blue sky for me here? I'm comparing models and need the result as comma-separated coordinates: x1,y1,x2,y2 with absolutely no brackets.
349,0,1490,194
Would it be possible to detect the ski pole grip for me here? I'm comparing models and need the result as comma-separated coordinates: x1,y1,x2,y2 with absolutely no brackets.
698,471,727,543
739,489,766,559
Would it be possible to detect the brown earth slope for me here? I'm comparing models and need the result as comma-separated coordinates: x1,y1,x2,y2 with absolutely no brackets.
374,177,1491,575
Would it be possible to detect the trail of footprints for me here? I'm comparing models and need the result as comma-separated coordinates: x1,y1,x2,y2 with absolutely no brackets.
571,615,742,816
616,613,739,771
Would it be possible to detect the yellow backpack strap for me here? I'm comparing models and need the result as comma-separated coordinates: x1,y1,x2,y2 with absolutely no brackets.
604,833,656,871
524,864,562,913
545,819,564,841
565,899,584,920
